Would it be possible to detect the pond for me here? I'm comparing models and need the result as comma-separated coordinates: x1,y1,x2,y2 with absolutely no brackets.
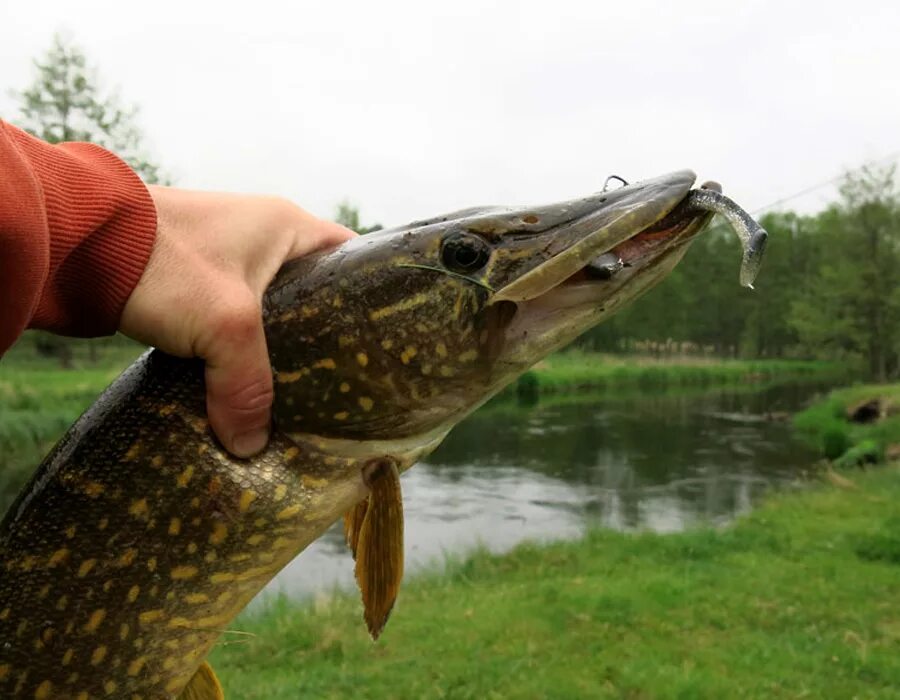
264,381,827,601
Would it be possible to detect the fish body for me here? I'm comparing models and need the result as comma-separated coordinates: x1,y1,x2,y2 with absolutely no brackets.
0,171,734,698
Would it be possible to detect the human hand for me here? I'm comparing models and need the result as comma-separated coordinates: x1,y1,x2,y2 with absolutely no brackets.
120,186,356,457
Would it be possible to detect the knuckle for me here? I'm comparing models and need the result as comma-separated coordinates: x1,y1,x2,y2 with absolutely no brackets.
224,377,274,416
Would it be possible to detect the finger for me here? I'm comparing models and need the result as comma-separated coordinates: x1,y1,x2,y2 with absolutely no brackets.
204,304,274,458
288,218,357,259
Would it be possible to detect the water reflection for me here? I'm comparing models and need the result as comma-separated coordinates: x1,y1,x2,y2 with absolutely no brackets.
263,382,824,600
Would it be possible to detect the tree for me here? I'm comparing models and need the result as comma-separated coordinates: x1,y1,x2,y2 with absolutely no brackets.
789,166,900,379
335,200,383,234
14,33,166,184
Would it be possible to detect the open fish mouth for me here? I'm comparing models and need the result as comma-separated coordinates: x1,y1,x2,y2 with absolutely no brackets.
495,175,764,308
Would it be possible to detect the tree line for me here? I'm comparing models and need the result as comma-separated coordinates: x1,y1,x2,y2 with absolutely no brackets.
7,36,899,381
574,165,900,381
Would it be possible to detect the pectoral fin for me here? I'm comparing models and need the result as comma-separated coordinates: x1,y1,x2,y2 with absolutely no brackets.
177,661,224,700
354,458,404,639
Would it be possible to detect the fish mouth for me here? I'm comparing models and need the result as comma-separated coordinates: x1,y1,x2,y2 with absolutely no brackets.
492,171,716,304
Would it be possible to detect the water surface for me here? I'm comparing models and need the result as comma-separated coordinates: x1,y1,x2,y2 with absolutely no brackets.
266,381,825,600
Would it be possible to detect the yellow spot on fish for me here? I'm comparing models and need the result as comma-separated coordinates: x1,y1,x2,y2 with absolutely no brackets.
146,557,157,572
301,475,328,489
167,617,191,629
34,680,53,698
20,554,37,571
90,645,107,665
123,442,142,461
65,524,77,539
229,553,252,562
138,609,164,625
163,656,178,670
184,593,210,605
435,342,448,358
83,481,105,497
204,551,218,563
334,411,349,420
190,497,200,509
168,517,181,535
272,484,288,503
176,465,195,488
127,656,148,676
358,396,374,412
276,504,302,520
104,679,117,695
117,548,138,567
237,491,258,515
338,334,354,348
37,584,51,599
275,370,303,383
369,293,429,320
216,591,234,605
400,346,418,364
128,498,150,519
283,446,299,460
119,623,129,640
339,382,351,394
0,608,8,620
313,358,337,370
61,648,74,665
55,595,68,611
381,339,394,350
16,619,28,637
150,455,164,468
102,579,114,592
127,585,140,603
332,295,343,308
84,609,106,633
209,522,228,545
458,349,478,363
440,365,456,377
170,565,199,580
77,559,97,578
186,542,198,554
210,572,236,584
356,352,369,367
48,548,70,567
98,517,108,530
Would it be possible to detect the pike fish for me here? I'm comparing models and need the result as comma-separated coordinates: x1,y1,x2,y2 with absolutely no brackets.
0,171,765,699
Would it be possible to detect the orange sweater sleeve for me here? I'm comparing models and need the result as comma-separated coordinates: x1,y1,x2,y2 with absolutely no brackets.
0,120,157,355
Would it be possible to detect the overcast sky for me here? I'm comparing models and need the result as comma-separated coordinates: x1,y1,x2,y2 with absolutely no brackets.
3,0,898,227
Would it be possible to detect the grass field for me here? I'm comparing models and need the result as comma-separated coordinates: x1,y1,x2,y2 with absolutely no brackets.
204,383,900,699
210,464,900,699
512,353,848,399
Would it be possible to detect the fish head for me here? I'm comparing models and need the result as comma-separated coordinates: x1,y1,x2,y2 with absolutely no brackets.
264,170,714,450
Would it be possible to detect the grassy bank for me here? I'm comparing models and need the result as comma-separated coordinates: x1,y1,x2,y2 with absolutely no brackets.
0,357,135,472
211,466,900,699
513,353,847,399
794,383,900,463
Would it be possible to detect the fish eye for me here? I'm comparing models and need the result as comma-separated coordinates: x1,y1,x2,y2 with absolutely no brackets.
440,233,490,273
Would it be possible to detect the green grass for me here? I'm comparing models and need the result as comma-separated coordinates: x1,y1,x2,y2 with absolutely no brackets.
210,466,900,699
513,353,847,397
793,383,900,462
0,345,140,474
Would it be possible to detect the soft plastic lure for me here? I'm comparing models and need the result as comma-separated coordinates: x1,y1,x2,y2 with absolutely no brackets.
686,189,768,288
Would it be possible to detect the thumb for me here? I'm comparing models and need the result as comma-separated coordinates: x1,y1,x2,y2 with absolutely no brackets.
204,306,274,458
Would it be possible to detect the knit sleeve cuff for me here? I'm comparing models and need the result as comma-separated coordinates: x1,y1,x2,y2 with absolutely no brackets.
27,139,158,337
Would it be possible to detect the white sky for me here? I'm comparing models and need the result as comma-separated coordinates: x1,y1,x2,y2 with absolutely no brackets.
2,0,898,227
